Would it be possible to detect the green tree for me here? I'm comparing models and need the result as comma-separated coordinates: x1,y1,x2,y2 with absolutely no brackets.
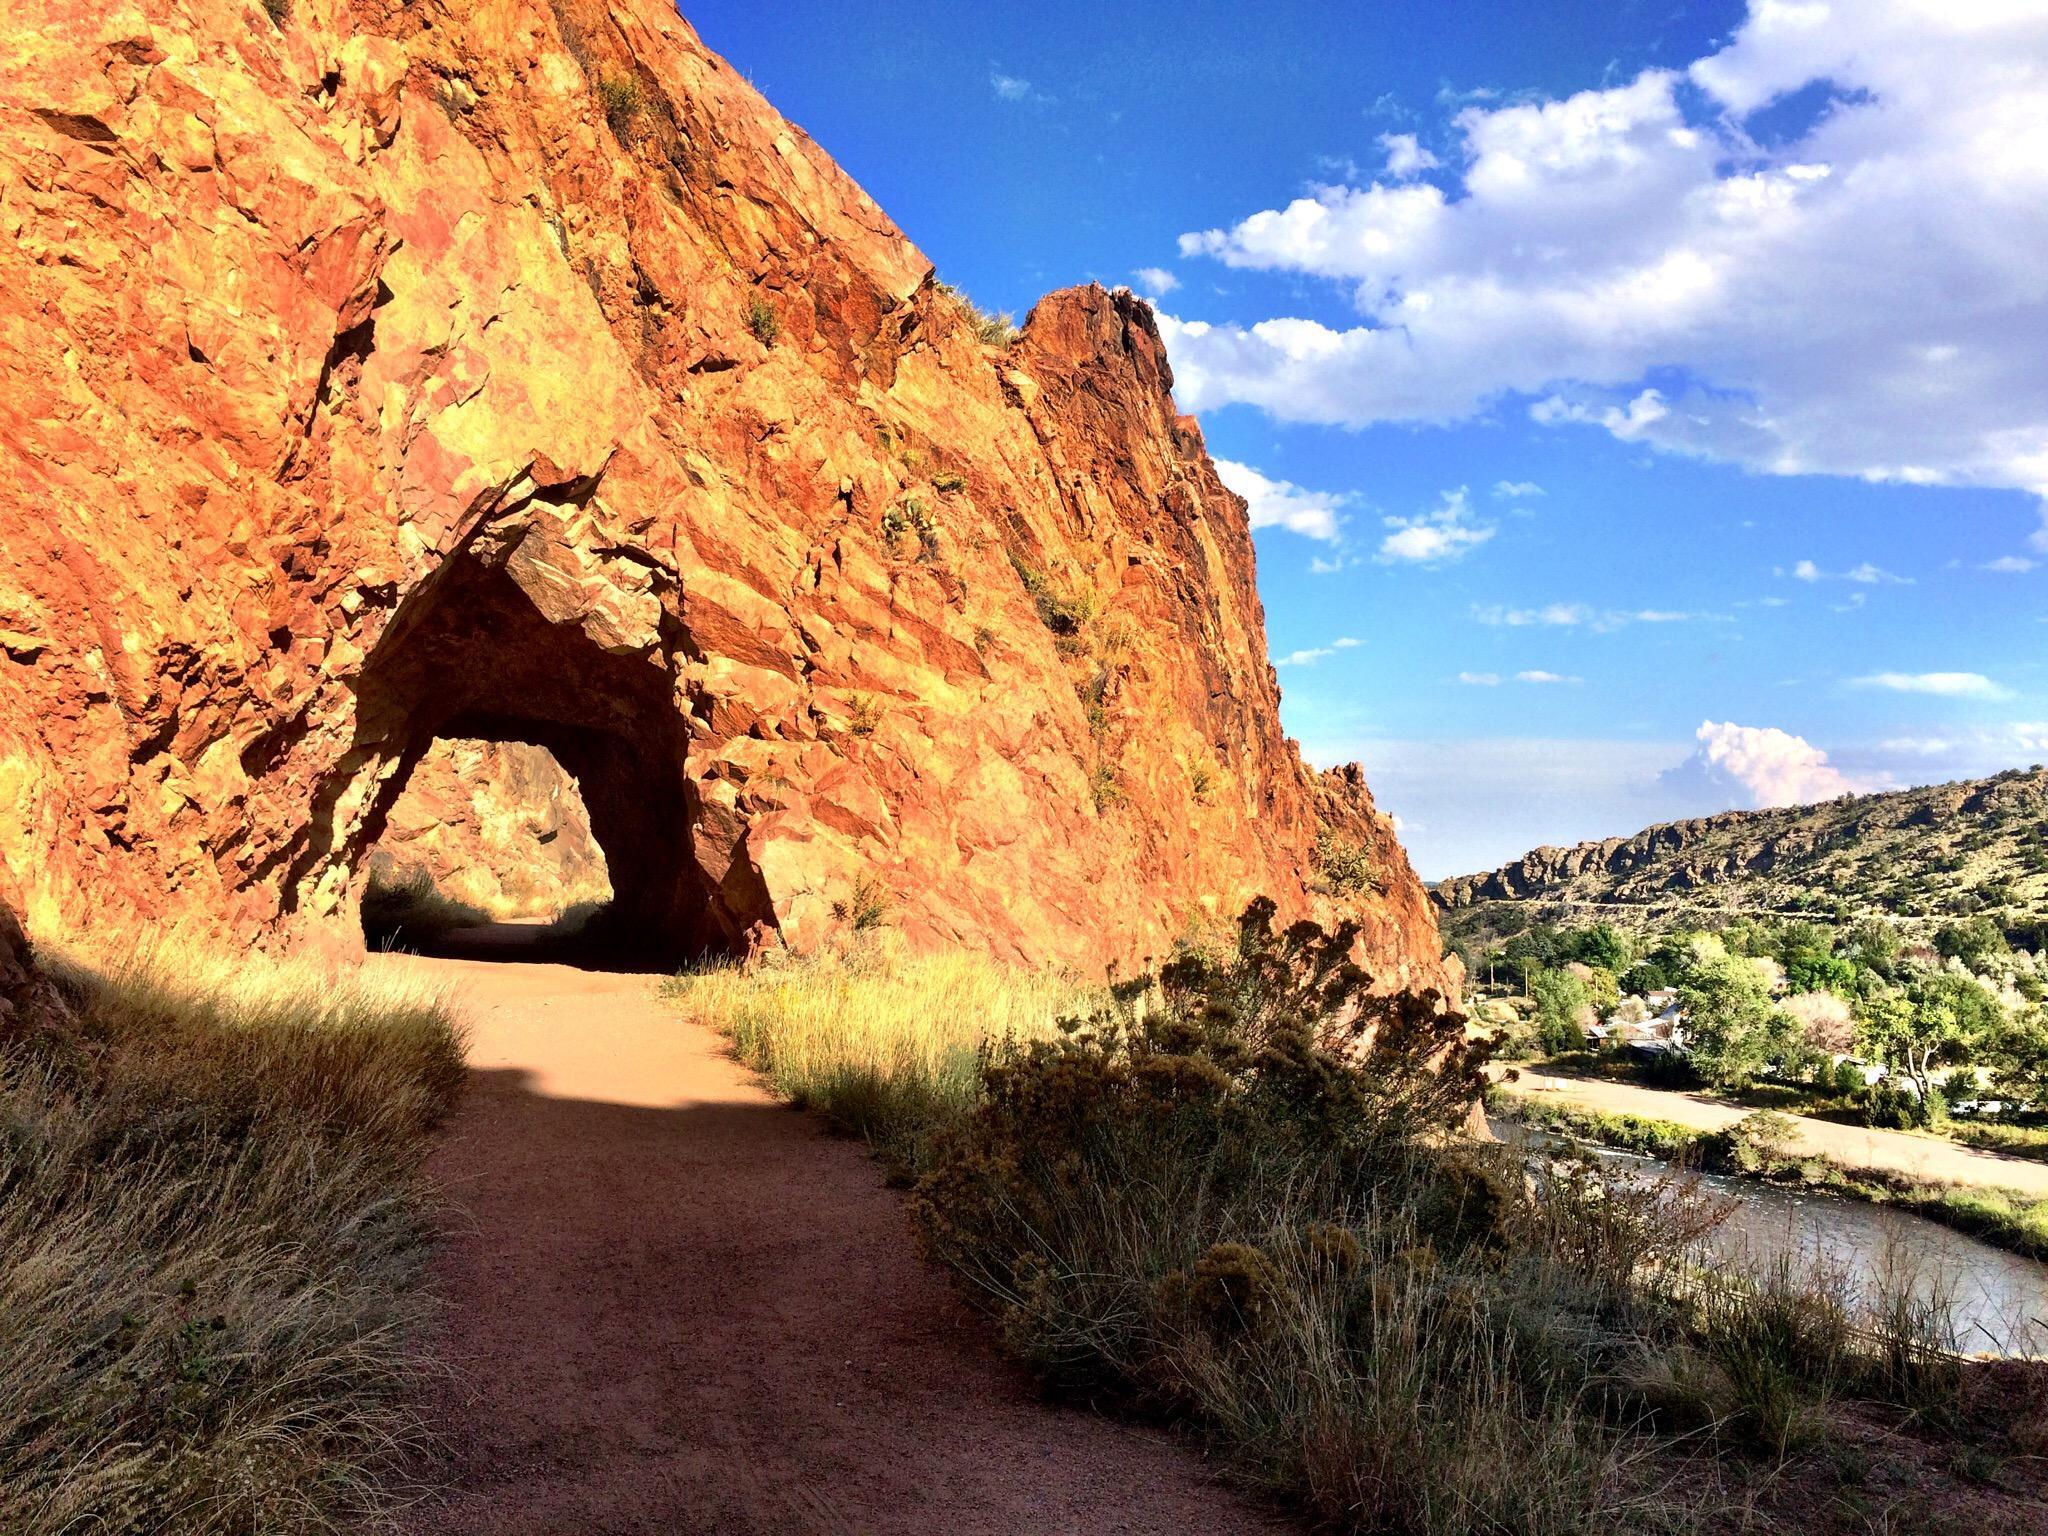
1679,953,1794,1090
1621,935,1693,996
1854,973,2005,1104
1785,945,1856,995
1530,967,1592,1056
1935,915,2011,973
1563,922,1630,973
1502,925,1565,989
1986,1006,2048,1106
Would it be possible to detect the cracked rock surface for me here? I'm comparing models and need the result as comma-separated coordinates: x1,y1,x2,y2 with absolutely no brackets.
0,0,1450,991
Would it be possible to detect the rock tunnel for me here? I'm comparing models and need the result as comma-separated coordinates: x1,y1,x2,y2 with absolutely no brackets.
342,533,748,966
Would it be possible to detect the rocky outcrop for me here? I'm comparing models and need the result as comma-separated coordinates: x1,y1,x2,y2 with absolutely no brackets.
368,738,609,919
1434,767,2047,928
0,0,1451,990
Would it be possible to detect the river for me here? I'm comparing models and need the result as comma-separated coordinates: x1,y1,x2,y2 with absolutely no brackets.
1491,1118,2048,1358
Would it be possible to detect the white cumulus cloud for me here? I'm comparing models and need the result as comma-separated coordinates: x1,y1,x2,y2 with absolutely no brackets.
1157,2,2048,512
1132,266,1180,297
1685,720,1861,808
1378,487,1495,564
1213,459,1348,542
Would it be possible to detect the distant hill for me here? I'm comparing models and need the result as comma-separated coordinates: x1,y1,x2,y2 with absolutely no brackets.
1434,767,2048,948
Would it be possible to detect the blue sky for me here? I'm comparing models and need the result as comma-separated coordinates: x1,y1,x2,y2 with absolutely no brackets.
687,0,2048,879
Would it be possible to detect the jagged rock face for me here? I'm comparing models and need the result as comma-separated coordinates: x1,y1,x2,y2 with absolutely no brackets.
0,0,1452,990
368,739,610,919
1434,767,2048,926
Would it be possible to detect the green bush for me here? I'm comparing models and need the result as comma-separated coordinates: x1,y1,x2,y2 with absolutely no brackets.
596,74,644,138
745,294,780,346
1312,829,1381,896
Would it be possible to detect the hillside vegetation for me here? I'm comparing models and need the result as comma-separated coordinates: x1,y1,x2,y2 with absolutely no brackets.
1438,766,2048,948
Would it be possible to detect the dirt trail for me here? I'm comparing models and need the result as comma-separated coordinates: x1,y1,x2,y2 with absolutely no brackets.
376,938,1289,1536
1494,1068,2048,1196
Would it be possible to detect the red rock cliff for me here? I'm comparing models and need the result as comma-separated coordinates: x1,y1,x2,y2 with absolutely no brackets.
0,0,1453,990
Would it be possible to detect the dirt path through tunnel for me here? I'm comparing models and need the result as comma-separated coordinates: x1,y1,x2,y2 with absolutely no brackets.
376,941,1291,1535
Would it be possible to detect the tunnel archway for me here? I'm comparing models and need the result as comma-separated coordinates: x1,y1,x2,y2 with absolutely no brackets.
347,541,744,967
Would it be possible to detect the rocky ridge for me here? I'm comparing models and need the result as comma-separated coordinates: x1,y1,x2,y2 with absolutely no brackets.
0,0,1448,990
1436,767,2048,931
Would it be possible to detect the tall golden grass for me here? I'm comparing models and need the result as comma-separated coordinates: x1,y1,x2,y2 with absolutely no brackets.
663,942,1091,1176
0,935,464,1535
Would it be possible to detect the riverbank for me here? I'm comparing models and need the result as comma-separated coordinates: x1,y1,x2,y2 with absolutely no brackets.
1489,1067,2048,1195
1493,1089,2048,1261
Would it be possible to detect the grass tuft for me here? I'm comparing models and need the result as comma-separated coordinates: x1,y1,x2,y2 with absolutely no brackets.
0,934,464,1535
664,943,1089,1181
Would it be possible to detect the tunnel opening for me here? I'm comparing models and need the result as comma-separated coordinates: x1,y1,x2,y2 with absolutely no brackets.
345,545,742,970
362,734,615,953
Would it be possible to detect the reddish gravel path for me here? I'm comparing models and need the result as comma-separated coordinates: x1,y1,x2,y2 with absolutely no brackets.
377,943,1289,1536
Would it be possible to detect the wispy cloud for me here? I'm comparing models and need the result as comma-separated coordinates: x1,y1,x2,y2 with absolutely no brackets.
1854,671,2013,700
1492,480,1545,500
1784,559,1913,585
1457,671,1501,686
989,70,1048,104
1274,636,1362,668
1984,555,2037,573
1516,669,1582,685
1472,602,1708,631
1131,266,1180,298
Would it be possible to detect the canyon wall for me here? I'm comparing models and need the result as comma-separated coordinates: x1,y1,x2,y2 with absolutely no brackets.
368,738,610,919
0,0,1451,990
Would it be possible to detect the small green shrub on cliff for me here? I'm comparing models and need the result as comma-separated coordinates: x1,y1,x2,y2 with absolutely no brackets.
1087,761,1125,813
745,294,780,347
597,74,644,138
1007,551,1096,637
1312,828,1382,896
935,280,1018,346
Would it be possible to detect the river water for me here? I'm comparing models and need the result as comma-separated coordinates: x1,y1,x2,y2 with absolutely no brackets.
1491,1118,2048,1358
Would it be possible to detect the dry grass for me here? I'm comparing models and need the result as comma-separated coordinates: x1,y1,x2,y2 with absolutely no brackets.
0,935,464,1535
662,941,1091,1177
360,864,494,949
666,911,2038,1533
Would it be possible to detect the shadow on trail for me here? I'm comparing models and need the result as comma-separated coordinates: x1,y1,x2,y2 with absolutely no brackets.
385,920,683,976
401,1059,1297,1536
